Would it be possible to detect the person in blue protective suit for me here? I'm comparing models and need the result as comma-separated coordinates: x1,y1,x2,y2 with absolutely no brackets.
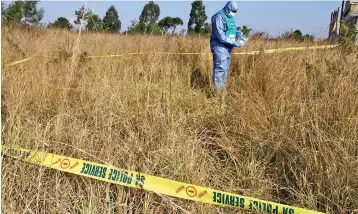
210,1,250,89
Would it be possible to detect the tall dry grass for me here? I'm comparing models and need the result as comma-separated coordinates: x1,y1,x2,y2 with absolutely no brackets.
1,26,358,214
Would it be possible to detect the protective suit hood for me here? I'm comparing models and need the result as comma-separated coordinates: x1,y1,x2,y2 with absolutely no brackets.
223,1,238,14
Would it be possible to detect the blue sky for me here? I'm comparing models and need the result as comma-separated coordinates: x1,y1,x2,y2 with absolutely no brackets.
36,1,341,38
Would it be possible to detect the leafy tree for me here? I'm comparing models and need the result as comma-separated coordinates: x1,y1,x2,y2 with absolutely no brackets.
87,14,103,31
127,19,141,33
102,5,121,32
292,29,303,40
279,29,315,42
237,26,252,36
280,29,301,41
339,21,356,49
49,17,72,29
2,1,22,24
172,17,183,34
22,1,44,24
242,25,252,36
148,24,162,34
74,5,92,26
158,16,173,33
1,1,7,24
188,0,207,34
280,31,292,39
303,34,314,41
139,1,160,33
1,1,5,14
158,16,183,34
3,0,43,25
201,22,211,34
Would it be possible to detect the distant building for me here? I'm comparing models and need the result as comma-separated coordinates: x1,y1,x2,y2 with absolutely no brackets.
329,0,358,45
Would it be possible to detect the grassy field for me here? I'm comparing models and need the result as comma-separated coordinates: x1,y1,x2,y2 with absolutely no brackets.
1,26,358,214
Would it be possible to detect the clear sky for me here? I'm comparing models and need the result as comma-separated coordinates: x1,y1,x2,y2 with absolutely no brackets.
36,1,342,39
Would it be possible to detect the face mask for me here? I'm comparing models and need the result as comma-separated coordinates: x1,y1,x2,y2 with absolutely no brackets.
230,11,236,17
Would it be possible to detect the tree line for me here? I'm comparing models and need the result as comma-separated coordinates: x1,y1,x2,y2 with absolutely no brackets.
1,0,315,40
1,0,212,35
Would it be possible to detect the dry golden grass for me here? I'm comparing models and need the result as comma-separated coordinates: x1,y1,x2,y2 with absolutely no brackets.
1,26,358,214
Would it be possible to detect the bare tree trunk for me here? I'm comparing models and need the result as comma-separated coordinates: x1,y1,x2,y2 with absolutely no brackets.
172,26,177,36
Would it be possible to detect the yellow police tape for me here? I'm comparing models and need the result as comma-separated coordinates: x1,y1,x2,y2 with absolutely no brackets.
5,57,33,67
4,45,339,67
1,145,325,214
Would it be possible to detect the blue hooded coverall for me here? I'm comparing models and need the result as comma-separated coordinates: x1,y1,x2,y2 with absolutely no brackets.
210,1,239,89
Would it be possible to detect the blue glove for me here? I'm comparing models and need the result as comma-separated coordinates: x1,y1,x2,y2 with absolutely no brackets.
236,31,244,39
236,31,251,41
233,42,240,47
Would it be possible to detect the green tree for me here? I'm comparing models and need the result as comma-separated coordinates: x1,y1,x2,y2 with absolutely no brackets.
172,17,183,35
127,19,141,33
158,16,183,34
242,25,252,36
22,1,44,24
201,22,211,35
74,5,92,26
280,29,306,41
237,26,252,36
139,1,160,33
3,0,43,25
1,1,5,14
292,29,303,40
87,13,103,31
188,0,207,34
1,1,7,24
102,5,121,32
339,21,356,49
158,16,173,33
2,1,23,24
303,34,314,41
49,17,72,29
